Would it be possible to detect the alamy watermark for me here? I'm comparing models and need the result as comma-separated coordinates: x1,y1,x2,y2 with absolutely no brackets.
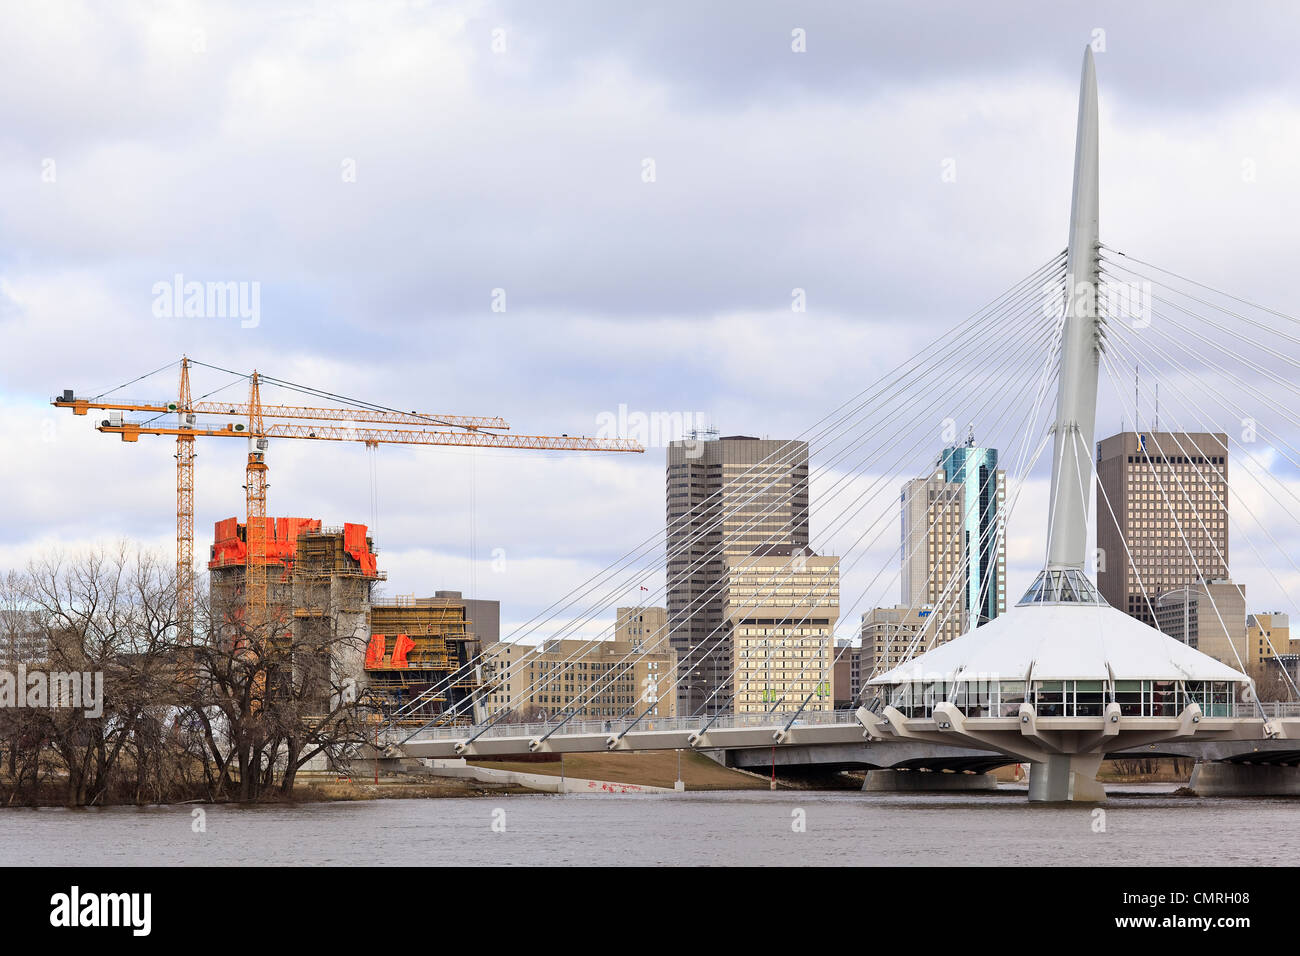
151,274,261,328
0,666,104,718
596,404,709,451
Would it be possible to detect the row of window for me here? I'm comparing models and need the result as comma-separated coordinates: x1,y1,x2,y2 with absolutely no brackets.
881,679,1239,718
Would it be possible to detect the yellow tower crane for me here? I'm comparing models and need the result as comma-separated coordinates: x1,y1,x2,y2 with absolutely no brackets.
53,357,643,632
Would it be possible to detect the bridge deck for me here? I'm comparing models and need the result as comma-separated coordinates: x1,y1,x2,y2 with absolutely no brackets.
393,704,1300,760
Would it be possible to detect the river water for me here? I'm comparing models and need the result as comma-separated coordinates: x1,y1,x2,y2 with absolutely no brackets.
0,786,1294,866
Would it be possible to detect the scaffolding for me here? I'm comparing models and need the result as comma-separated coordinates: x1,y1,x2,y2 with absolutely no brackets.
366,596,483,725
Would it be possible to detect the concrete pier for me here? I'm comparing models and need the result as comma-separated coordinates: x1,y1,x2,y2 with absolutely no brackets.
1188,761,1300,797
863,770,997,792
1027,754,1106,802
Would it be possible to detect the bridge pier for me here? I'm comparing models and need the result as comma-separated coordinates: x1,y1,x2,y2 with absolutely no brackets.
1027,754,1105,802
863,769,997,792
1188,761,1300,796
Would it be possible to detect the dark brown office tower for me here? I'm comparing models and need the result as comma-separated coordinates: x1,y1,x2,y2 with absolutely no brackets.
666,435,810,717
1095,431,1229,625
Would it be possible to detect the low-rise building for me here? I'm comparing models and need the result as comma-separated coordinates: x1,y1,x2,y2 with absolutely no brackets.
859,605,934,677
615,606,667,646
1154,579,1248,668
1248,611,1291,667
481,638,677,721
832,640,863,710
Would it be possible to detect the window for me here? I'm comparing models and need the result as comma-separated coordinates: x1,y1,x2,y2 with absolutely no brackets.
999,681,1025,716
1034,681,1064,717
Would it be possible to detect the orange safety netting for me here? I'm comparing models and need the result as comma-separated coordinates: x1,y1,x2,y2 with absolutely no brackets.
342,522,378,576
365,634,387,669
390,633,415,668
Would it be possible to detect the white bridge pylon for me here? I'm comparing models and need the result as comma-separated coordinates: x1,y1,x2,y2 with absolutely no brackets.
862,47,1267,803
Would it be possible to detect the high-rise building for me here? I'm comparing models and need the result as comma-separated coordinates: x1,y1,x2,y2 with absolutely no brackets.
1154,579,1247,668
900,471,966,646
726,545,838,715
666,435,810,716
939,438,1007,626
1095,431,1229,624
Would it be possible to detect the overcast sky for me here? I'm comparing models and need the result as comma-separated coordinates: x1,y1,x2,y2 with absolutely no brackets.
4,1,1300,639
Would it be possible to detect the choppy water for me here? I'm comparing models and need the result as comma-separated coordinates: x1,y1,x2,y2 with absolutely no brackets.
0,785,1294,866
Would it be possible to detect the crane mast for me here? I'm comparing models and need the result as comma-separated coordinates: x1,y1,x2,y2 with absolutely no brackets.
176,358,195,640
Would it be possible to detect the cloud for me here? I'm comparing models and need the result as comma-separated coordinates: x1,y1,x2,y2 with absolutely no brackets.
5,1,1300,637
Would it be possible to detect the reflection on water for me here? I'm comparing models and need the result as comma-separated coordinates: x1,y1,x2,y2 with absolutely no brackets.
0,785,1293,866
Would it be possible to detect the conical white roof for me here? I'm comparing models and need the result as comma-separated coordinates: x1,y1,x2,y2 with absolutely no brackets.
869,600,1248,685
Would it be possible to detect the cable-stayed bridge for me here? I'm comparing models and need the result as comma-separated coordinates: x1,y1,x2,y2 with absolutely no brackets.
377,48,1300,801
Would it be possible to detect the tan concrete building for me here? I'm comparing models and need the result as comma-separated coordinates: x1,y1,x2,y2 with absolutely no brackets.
900,471,966,645
832,640,862,710
726,546,838,714
615,606,667,646
482,639,677,721
859,605,934,676
1248,611,1291,668
1095,431,1229,625
1154,579,1247,668
666,435,810,716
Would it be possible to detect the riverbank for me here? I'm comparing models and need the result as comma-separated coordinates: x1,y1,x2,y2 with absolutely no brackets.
467,750,767,791
0,773,533,808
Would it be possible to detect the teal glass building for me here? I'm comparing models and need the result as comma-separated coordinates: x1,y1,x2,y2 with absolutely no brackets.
939,440,1005,627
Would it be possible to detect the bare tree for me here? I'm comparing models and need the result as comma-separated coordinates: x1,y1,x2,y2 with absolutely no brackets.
181,570,373,801
14,545,178,806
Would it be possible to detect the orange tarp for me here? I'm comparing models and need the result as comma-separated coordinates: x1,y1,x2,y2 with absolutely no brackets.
342,522,378,576
208,516,322,569
390,633,415,668
365,634,387,669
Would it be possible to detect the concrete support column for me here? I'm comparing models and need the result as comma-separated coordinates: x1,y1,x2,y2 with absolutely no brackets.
1189,761,1300,796
1027,754,1106,802
863,770,997,792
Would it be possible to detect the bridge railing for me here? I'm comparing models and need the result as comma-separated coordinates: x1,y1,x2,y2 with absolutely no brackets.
395,701,1300,746
1258,701,1300,718
400,708,861,743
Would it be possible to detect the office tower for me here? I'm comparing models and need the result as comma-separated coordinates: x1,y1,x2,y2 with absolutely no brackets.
939,437,1007,626
727,546,839,715
1095,431,1229,624
666,435,810,717
899,470,966,646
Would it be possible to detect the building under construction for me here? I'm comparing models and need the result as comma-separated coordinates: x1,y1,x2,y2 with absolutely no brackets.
207,517,489,724
367,594,486,725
